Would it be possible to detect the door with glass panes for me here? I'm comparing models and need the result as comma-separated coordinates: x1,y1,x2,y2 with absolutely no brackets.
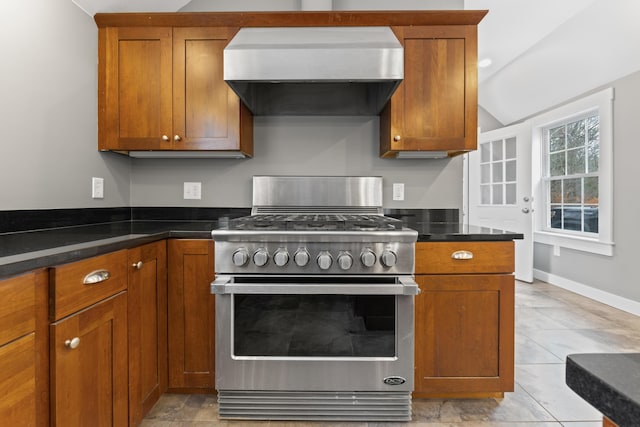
465,122,533,282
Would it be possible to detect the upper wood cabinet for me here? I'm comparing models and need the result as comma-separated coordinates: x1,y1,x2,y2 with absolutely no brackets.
99,26,253,156
380,25,478,158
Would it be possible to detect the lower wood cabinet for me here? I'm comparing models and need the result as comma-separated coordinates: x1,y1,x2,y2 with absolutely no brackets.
50,292,128,427
49,251,129,427
414,274,514,396
167,239,215,391
0,270,48,427
128,241,168,426
414,241,515,397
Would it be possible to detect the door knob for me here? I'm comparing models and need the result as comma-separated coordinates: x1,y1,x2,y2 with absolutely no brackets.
523,196,531,202
174,135,182,142
162,135,170,141
522,207,530,214
132,261,143,269
393,135,401,142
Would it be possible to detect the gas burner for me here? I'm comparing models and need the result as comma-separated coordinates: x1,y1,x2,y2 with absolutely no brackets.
228,214,403,232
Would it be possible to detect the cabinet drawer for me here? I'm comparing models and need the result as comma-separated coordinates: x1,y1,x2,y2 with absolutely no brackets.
415,241,514,274
50,251,127,320
0,273,36,346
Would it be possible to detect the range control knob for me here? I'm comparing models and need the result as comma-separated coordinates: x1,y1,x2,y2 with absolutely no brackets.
360,249,377,267
253,248,269,267
380,250,397,268
232,248,249,267
317,251,333,270
294,248,310,267
337,252,353,270
273,248,290,267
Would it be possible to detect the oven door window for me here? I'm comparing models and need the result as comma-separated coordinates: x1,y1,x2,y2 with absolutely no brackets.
232,294,396,358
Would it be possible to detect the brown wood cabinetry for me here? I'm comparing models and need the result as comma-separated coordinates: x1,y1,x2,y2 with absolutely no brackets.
99,26,253,156
380,26,478,158
414,241,515,397
167,239,215,391
95,11,485,158
0,270,48,427
49,253,129,427
128,241,168,426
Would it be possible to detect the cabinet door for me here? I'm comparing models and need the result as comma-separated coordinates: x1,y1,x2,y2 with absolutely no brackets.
0,334,36,426
167,239,215,390
100,27,173,150
414,274,514,395
173,27,253,153
0,270,48,427
51,292,128,427
128,241,167,426
380,26,478,156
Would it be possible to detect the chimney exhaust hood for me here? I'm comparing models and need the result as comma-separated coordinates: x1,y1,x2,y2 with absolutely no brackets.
223,27,403,116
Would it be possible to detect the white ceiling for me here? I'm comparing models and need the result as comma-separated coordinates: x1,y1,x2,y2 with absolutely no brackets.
73,0,640,125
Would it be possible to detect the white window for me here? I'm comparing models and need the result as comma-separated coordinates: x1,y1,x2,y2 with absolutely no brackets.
531,88,614,256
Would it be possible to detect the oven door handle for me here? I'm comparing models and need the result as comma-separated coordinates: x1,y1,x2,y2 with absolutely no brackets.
211,275,420,296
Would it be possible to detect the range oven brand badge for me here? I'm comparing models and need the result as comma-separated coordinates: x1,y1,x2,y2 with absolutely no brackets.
383,376,406,386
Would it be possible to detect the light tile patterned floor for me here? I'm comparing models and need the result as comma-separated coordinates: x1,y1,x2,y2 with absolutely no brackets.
143,280,640,426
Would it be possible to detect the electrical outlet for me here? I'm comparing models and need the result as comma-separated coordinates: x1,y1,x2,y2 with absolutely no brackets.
183,182,202,200
92,177,104,199
392,183,404,201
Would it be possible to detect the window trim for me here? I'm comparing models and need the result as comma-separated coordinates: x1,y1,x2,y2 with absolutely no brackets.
531,88,614,256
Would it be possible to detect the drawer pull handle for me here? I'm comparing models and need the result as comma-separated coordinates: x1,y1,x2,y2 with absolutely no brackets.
65,337,80,349
83,270,111,285
451,250,473,260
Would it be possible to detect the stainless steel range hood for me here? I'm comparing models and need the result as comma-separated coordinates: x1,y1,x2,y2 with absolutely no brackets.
224,27,403,116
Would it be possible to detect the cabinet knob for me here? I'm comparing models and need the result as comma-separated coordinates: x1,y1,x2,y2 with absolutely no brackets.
174,135,182,142
132,261,143,269
393,135,401,142
162,135,170,141
64,337,80,350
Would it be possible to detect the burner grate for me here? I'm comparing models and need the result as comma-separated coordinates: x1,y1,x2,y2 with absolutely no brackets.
228,214,403,231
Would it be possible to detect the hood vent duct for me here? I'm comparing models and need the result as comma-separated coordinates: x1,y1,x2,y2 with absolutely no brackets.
223,27,403,116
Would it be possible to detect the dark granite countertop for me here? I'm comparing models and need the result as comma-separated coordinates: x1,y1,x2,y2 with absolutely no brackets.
0,209,523,279
566,353,640,427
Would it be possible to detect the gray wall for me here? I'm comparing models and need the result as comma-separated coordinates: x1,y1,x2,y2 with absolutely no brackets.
1,0,463,212
478,106,504,132
140,0,466,209
0,0,130,210
131,117,463,208
533,69,640,303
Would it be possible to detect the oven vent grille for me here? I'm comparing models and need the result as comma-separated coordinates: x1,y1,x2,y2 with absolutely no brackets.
252,206,383,215
217,390,411,421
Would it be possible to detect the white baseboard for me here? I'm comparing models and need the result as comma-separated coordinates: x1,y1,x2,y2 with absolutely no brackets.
533,269,640,317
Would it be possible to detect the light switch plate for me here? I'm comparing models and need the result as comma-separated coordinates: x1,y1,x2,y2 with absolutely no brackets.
92,177,104,199
184,182,202,200
393,183,404,201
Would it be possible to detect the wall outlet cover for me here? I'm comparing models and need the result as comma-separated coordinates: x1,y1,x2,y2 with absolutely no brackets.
92,177,104,199
392,183,404,201
183,182,202,200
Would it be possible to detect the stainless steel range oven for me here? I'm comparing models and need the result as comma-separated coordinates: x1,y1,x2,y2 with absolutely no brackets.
211,176,418,422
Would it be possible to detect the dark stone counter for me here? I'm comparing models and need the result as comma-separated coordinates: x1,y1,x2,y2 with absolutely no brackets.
1,207,522,279
566,353,640,427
